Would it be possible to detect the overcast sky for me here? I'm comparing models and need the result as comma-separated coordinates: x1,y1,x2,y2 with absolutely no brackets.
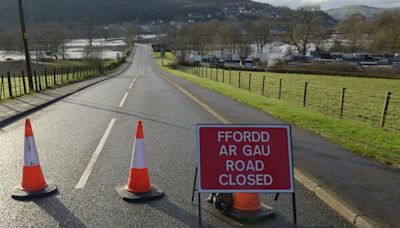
252,0,400,10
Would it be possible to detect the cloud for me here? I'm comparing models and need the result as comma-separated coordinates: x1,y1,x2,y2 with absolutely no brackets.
252,0,400,9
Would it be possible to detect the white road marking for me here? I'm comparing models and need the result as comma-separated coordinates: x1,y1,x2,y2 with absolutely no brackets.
75,118,116,189
118,92,129,107
128,64,140,90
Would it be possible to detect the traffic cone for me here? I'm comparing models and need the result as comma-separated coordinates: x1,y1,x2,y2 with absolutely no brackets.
223,193,274,222
116,120,164,202
11,118,57,200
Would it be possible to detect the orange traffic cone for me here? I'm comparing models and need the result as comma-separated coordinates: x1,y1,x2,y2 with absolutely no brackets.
116,120,164,202
223,193,274,222
12,118,57,200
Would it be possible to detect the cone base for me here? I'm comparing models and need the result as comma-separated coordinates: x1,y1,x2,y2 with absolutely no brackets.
116,184,164,202
223,205,275,223
11,184,57,201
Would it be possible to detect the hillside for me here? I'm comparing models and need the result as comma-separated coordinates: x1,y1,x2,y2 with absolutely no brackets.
325,5,385,20
0,0,286,25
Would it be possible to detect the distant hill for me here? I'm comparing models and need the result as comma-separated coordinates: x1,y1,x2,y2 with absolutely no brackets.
0,0,289,25
325,5,396,20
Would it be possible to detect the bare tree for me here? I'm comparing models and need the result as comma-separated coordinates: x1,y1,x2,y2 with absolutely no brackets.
79,17,96,47
173,26,190,62
221,23,242,58
188,23,209,56
237,35,253,67
124,25,137,47
37,22,70,60
282,6,327,55
215,24,230,56
369,11,400,54
337,13,370,53
250,17,275,56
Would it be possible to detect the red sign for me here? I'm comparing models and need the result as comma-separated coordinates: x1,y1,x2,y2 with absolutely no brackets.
197,125,294,193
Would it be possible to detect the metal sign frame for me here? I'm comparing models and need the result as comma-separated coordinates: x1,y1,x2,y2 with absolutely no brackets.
192,124,297,226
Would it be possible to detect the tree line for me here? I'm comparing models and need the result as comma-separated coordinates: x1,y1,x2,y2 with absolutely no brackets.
163,6,400,65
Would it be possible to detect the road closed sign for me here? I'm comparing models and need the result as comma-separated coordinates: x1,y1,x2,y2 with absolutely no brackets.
196,124,294,193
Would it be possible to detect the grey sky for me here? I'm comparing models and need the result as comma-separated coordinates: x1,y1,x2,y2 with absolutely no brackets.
252,0,400,10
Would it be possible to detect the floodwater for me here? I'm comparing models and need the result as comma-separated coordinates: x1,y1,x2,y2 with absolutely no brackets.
0,38,126,62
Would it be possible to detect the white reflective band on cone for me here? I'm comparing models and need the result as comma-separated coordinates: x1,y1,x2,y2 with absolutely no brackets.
130,139,147,169
24,137,40,166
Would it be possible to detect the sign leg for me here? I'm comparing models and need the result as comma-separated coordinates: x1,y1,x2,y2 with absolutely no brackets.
191,166,198,203
198,192,202,226
292,192,297,225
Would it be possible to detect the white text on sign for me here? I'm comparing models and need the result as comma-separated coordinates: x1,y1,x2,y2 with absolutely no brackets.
217,130,273,187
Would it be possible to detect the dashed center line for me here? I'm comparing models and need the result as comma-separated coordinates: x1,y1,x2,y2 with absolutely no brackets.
118,92,129,107
75,118,116,189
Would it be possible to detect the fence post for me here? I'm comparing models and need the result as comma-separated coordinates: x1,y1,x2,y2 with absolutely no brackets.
7,72,13,97
53,68,56,85
44,69,48,88
39,70,43,91
222,70,225,83
248,73,252,91
278,79,282,99
238,72,241,89
303,82,308,107
22,71,27,94
206,67,208,79
0,75,3,100
33,70,39,91
262,76,266,96
19,74,23,95
380,92,392,128
67,67,70,81
61,68,63,83
0,74,4,100
216,68,219,81
229,70,232,85
339,88,346,118
13,74,18,96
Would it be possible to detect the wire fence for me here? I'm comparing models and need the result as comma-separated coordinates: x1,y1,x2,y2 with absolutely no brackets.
182,66,400,131
0,64,120,102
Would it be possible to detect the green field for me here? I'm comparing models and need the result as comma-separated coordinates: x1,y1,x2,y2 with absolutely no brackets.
194,69,400,130
157,52,400,131
154,52,400,168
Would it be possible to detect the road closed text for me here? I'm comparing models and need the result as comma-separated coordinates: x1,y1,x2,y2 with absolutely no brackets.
197,125,293,192
217,130,273,187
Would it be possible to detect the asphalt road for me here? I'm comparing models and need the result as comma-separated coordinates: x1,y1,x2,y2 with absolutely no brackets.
0,45,351,227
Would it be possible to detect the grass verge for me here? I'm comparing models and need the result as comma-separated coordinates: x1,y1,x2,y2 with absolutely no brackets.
154,53,400,168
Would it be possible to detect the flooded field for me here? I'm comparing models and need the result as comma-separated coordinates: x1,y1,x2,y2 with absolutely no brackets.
0,38,126,62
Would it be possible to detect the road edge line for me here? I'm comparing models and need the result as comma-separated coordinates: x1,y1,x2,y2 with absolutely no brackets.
156,69,380,228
